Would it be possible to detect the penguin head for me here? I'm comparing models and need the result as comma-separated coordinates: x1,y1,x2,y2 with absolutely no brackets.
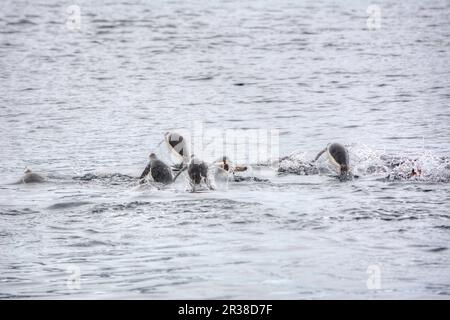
340,164,349,175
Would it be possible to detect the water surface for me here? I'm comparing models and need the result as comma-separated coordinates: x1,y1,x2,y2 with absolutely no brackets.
1,0,449,299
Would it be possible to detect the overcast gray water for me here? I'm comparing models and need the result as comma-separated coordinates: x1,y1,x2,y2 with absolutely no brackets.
1,0,449,299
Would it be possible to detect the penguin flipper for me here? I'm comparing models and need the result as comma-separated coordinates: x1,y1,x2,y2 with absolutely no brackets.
172,166,188,182
314,148,327,162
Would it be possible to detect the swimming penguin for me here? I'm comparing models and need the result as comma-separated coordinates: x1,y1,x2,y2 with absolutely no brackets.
214,156,248,173
163,131,190,170
213,156,248,181
19,169,45,183
314,143,350,177
173,155,215,192
139,153,173,184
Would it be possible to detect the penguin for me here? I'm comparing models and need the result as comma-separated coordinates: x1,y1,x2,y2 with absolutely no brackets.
314,143,350,177
140,153,173,184
173,155,215,192
18,169,45,184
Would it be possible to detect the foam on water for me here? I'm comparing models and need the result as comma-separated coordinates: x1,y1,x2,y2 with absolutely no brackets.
278,144,450,183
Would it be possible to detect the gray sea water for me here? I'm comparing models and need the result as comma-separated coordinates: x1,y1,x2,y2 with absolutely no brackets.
1,0,450,299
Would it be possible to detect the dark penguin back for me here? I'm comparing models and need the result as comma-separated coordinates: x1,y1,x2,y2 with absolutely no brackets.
150,159,173,183
328,143,349,167
188,160,208,184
